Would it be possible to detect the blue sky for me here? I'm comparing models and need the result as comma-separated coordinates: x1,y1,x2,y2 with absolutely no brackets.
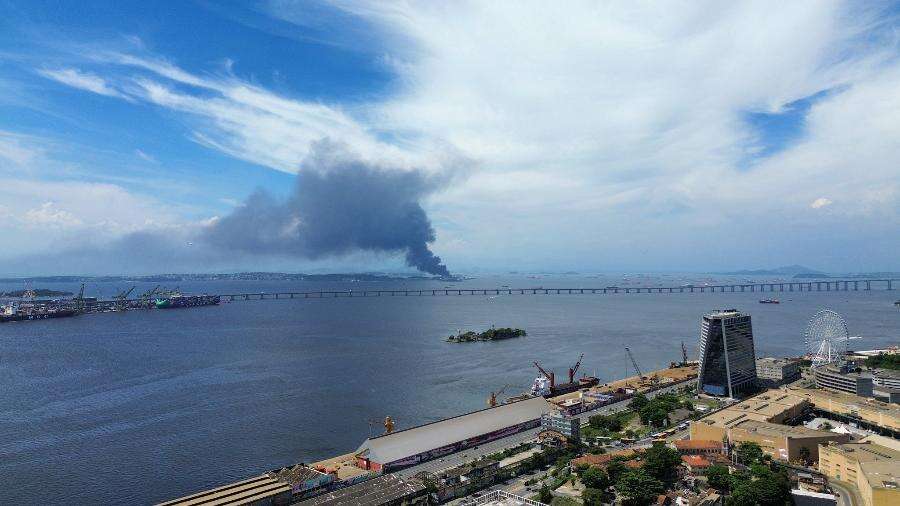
1,1,900,275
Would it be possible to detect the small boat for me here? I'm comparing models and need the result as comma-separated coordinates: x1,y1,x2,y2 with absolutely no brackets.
759,299,780,304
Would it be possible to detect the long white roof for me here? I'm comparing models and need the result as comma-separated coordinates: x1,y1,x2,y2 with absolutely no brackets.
355,397,551,464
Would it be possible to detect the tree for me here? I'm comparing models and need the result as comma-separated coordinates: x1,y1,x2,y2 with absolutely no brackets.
735,442,764,465
580,467,609,490
538,484,553,504
606,460,628,483
616,468,664,506
550,497,581,506
642,444,682,482
629,393,650,411
726,465,792,506
639,404,669,427
581,488,605,506
706,464,731,492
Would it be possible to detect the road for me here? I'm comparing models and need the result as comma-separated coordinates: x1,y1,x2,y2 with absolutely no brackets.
395,380,693,479
828,480,861,506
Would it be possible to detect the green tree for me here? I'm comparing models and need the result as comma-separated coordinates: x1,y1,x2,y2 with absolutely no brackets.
538,483,553,504
581,488,605,506
605,460,628,483
706,464,731,492
642,444,682,482
736,442,765,465
580,467,609,489
550,497,581,506
639,404,669,426
616,468,664,506
629,393,650,411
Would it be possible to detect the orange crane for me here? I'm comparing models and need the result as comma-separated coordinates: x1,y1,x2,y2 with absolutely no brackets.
488,384,510,407
568,353,584,383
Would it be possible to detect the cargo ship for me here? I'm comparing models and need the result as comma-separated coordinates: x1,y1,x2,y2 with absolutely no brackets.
154,293,221,309
759,299,780,304
1,303,77,323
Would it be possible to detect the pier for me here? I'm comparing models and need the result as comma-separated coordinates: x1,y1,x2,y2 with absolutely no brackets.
217,278,898,302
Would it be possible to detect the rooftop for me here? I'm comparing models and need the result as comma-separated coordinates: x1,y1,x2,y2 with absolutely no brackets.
355,397,551,465
732,419,834,438
791,387,900,418
705,309,746,319
157,475,290,506
693,389,808,428
674,440,724,451
757,357,798,366
296,475,425,506
681,455,711,468
823,441,900,463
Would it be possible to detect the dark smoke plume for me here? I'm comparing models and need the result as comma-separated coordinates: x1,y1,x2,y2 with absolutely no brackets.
202,141,452,276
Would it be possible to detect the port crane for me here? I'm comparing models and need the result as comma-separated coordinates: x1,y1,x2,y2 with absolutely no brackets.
488,384,510,407
73,283,86,313
114,286,135,311
625,347,644,379
533,361,556,389
568,353,584,383
681,341,689,364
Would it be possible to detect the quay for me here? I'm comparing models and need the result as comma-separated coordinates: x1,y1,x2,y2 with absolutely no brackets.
217,278,899,302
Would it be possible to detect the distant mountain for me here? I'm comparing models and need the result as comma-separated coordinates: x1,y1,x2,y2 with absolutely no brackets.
718,265,827,276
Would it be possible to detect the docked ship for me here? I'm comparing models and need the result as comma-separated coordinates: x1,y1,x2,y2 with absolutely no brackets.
1,303,77,323
154,293,221,309
530,354,600,397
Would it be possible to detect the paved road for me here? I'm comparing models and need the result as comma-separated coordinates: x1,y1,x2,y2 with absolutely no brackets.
829,480,861,506
395,379,694,479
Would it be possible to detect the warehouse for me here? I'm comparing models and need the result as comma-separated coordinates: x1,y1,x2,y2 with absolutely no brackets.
354,397,551,472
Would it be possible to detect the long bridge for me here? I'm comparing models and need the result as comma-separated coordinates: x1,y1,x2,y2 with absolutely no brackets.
218,278,899,301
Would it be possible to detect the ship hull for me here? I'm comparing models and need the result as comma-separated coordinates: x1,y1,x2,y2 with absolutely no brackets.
0,309,77,323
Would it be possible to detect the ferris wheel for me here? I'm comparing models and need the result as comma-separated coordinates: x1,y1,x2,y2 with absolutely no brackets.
805,309,849,368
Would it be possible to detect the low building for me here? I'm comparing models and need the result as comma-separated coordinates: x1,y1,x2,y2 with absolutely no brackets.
790,489,837,506
571,449,641,471
873,385,900,404
158,475,292,506
297,474,427,506
756,357,801,388
727,419,847,462
540,410,580,441
681,455,713,475
791,387,900,435
814,364,874,397
354,397,551,472
674,440,724,455
818,441,900,506
872,369,900,390
689,389,846,462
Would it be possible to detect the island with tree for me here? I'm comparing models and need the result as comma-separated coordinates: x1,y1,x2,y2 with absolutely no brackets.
446,327,526,343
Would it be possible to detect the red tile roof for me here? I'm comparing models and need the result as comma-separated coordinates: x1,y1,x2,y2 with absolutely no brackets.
681,455,711,468
674,440,723,451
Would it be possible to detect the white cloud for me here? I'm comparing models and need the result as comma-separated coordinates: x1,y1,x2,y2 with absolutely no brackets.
22,202,84,229
810,197,833,209
134,149,155,162
37,68,131,100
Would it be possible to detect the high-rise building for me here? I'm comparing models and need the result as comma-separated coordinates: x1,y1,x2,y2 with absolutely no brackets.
697,309,757,397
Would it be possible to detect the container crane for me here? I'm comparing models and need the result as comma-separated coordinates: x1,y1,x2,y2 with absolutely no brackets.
488,384,510,407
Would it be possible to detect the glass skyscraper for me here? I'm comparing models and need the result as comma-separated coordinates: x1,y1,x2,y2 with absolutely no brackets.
697,309,757,397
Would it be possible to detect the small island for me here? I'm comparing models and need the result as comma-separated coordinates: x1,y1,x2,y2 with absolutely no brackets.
447,327,526,343
1,288,73,298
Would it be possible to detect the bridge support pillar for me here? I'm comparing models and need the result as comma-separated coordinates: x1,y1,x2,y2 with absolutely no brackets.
866,281,871,290
889,280,893,290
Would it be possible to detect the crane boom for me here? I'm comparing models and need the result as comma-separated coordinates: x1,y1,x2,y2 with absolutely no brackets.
625,347,643,378
569,353,584,383
533,361,555,387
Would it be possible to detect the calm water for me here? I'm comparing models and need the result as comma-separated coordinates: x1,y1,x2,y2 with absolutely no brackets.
1,274,897,504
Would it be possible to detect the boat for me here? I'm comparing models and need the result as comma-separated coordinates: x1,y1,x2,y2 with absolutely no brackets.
1,302,77,323
759,299,780,304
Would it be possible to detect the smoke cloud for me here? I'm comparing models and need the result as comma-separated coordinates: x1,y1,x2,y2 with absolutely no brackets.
203,141,452,276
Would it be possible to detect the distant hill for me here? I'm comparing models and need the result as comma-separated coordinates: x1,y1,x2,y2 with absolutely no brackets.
718,265,827,276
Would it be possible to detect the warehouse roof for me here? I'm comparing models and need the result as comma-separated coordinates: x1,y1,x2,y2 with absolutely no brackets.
355,397,551,465
296,475,424,506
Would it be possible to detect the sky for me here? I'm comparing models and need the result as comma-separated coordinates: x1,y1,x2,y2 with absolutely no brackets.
1,0,899,275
